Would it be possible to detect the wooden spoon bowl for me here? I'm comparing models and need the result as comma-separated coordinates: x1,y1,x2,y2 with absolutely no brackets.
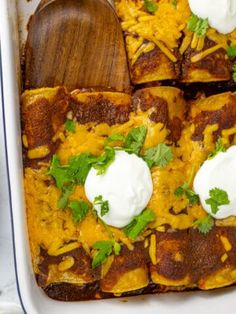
24,0,130,92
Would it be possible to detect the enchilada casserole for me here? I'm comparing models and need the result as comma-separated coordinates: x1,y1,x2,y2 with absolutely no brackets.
22,86,236,300
21,0,236,302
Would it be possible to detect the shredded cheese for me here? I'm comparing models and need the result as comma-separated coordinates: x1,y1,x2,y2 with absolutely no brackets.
191,44,223,63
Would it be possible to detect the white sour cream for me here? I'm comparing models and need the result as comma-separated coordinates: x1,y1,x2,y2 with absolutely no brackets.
85,150,153,228
194,145,236,219
188,0,236,34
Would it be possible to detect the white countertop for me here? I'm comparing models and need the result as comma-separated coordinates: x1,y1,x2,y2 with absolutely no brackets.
0,74,23,313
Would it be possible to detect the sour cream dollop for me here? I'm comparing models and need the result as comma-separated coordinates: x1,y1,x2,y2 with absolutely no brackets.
85,150,153,228
188,0,236,34
194,145,236,219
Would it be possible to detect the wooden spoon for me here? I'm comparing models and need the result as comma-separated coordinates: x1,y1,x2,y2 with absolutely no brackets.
24,0,130,92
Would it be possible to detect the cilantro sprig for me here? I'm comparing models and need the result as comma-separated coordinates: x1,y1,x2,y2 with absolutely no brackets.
206,188,230,214
175,182,199,205
93,195,109,217
92,147,115,175
232,64,236,82
92,240,121,268
58,185,74,209
107,128,172,169
194,215,214,234
48,153,95,189
65,119,76,133
124,208,155,240
187,14,209,37
227,45,236,58
172,0,177,8
124,126,148,155
106,126,147,156
105,133,125,145
144,143,173,168
144,0,158,13
208,137,226,159
68,200,89,223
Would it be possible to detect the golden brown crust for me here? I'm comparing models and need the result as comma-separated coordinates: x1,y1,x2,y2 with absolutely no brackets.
36,226,236,300
130,46,180,84
37,246,100,289
70,91,132,125
191,93,236,141
100,242,149,292
182,38,232,83
133,87,186,142
21,87,69,166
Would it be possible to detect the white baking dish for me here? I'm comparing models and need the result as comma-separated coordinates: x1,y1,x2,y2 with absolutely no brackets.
1,0,236,313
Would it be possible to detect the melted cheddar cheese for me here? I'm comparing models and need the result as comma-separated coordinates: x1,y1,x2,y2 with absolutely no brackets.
116,0,236,66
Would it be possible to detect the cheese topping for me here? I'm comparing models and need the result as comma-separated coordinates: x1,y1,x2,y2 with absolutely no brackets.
85,151,153,228
188,0,236,34
194,146,236,219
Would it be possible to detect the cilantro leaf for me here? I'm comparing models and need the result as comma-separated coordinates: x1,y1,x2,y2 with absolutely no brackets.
92,240,121,268
105,133,125,146
144,0,158,13
175,182,188,197
194,215,214,234
232,64,236,82
48,153,96,189
187,14,209,37
124,126,147,155
144,143,173,168
208,138,226,159
123,208,156,240
48,155,71,189
68,200,89,223
58,185,74,209
65,119,76,133
227,45,236,58
94,195,109,216
206,188,230,214
113,241,121,255
172,0,177,8
68,153,96,185
175,182,199,205
93,147,115,175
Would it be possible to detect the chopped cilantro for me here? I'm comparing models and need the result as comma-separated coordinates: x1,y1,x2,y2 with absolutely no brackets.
92,240,121,268
172,0,177,8
194,215,214,234
113,241,121,255
227,45,236,58
64,119,76,133
68,200,89,223
175,182,199,205
58,185,73,209
93,147,115,175
123,208,156,240
48,155,70,189
48,153,96,189
94,195,109,217
144,143,173,168
232,64,236,82
67,153,97,185
206,188,230,214
208,137,226,159
187,14,209,37
105,133,125,145
124,125,147,155
144,0,158,13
